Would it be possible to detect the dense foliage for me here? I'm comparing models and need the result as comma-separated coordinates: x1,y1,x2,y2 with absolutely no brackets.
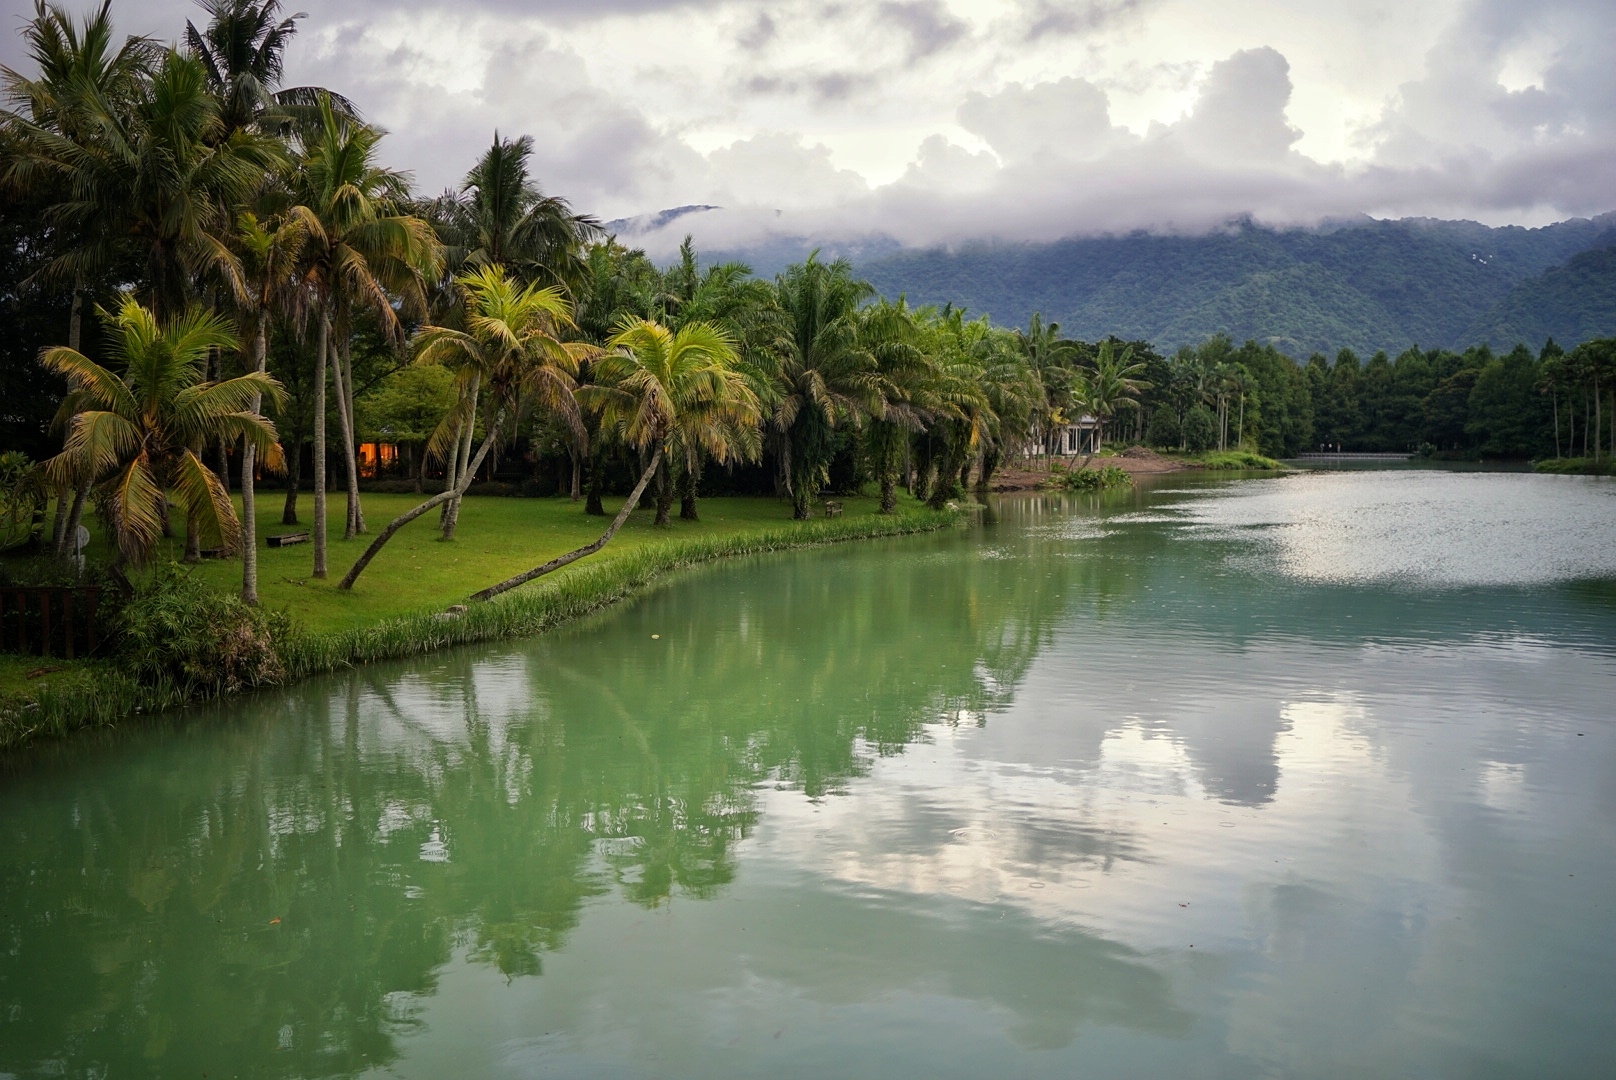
859,217,1616,357
2,0,1612,619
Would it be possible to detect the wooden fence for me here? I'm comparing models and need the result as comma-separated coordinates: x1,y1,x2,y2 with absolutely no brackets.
0,586,104,659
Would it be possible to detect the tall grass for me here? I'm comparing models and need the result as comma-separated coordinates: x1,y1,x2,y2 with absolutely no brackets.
0,508,959,751
1196,450,1285,470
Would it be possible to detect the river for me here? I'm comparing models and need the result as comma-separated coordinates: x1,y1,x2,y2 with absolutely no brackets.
2,468,1614,1078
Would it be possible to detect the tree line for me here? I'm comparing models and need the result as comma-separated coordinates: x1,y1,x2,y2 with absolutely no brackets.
2,2,1610,605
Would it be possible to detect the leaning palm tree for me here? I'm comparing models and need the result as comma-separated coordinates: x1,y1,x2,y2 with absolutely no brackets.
41,297,285,566
336,266,587,590
467,318,744,602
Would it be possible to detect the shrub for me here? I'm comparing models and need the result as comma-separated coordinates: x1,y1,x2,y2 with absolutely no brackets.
1534,457,1614,475
1182,406,1217,453
1044,464,1133,491
112,564,293,698
1198,451,1284,470
1148,407,1181,450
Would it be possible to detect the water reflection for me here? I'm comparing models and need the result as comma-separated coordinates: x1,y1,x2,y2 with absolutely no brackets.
1,472,1614,1078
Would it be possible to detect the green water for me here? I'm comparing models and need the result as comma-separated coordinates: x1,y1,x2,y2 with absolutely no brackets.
4,470,1615,1078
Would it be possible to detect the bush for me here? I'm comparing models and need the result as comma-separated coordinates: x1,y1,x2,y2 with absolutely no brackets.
112,564,293,699
1197,451,1284,470
1534,457,1615,475
1183,406,1217,453
1148,407,1181,450
1044,464,1133,491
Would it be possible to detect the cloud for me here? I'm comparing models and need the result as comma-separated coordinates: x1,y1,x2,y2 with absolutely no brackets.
958,77,1131,163
3,0,1612,257
877,1,970,63
1022,0,1154,40
1165,47,1301,161
705,132,870,207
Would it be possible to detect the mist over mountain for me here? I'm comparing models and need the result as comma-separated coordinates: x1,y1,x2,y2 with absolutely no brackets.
620,212,1616,357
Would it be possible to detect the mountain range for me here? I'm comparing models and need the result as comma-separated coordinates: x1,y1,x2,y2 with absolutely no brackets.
638,211,1616,357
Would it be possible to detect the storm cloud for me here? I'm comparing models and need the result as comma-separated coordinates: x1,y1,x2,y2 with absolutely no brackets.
5,0,1610,254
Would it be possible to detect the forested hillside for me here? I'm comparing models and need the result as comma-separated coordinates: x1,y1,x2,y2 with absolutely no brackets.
854,215,1616,357
1463,246,1616,351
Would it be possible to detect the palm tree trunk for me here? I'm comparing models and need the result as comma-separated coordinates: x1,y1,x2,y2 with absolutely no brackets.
442,380,480,540
331,333,362,537
654,456,673,526
468,447,663,603
338,418,505,591
879,472,897,514
679,456,701,521
242,318,268,604
569,448,582,501
1552,390,1560,458
57,484,90,558
313,311,330,578
585,451,606,516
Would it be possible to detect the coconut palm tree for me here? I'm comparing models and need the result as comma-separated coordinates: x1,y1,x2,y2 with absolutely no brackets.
767,255,881,519
1014,313,1077,467
6,46,281,321
296,94,440,567
451,133,602,292
1078,339,1150,460
336,265,587,590
184,0,357,138
1,1,159,553
468,318,744,602
41,296,285,566
1,0,157,348
234,205,313,602
858,298,929,514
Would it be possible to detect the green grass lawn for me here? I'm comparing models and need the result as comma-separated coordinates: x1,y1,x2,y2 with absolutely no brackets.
55,489,918,635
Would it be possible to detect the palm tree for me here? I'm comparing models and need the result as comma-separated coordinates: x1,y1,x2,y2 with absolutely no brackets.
41,296,285,566
336,266,587,590
468,317,744,602
654,243,775,519
184,0,357,138
7,46,281,320
767,255,881,519
859,298,928,513
296,94,440,568
1078,340,1150,460
916,306,994,508
451,133,602,292
1014,313,1077,468
234,206,313,602
1,0,157,349
1,1,158,553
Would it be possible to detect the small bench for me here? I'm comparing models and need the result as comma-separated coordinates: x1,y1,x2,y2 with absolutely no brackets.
266,532,310,548
199,547,230,559
822,500,843,518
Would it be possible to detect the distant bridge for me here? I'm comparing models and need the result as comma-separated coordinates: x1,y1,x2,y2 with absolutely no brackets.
1290,453,1415,461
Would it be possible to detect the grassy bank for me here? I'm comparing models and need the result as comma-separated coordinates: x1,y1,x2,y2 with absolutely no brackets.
1534,457,1614,476
1190,450,1287,470
0,495,958,751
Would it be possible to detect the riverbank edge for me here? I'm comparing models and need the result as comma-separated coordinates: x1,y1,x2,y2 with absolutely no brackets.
0,507,962,754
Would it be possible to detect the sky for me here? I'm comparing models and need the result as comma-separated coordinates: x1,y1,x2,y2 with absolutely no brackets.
6,0,1614,254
